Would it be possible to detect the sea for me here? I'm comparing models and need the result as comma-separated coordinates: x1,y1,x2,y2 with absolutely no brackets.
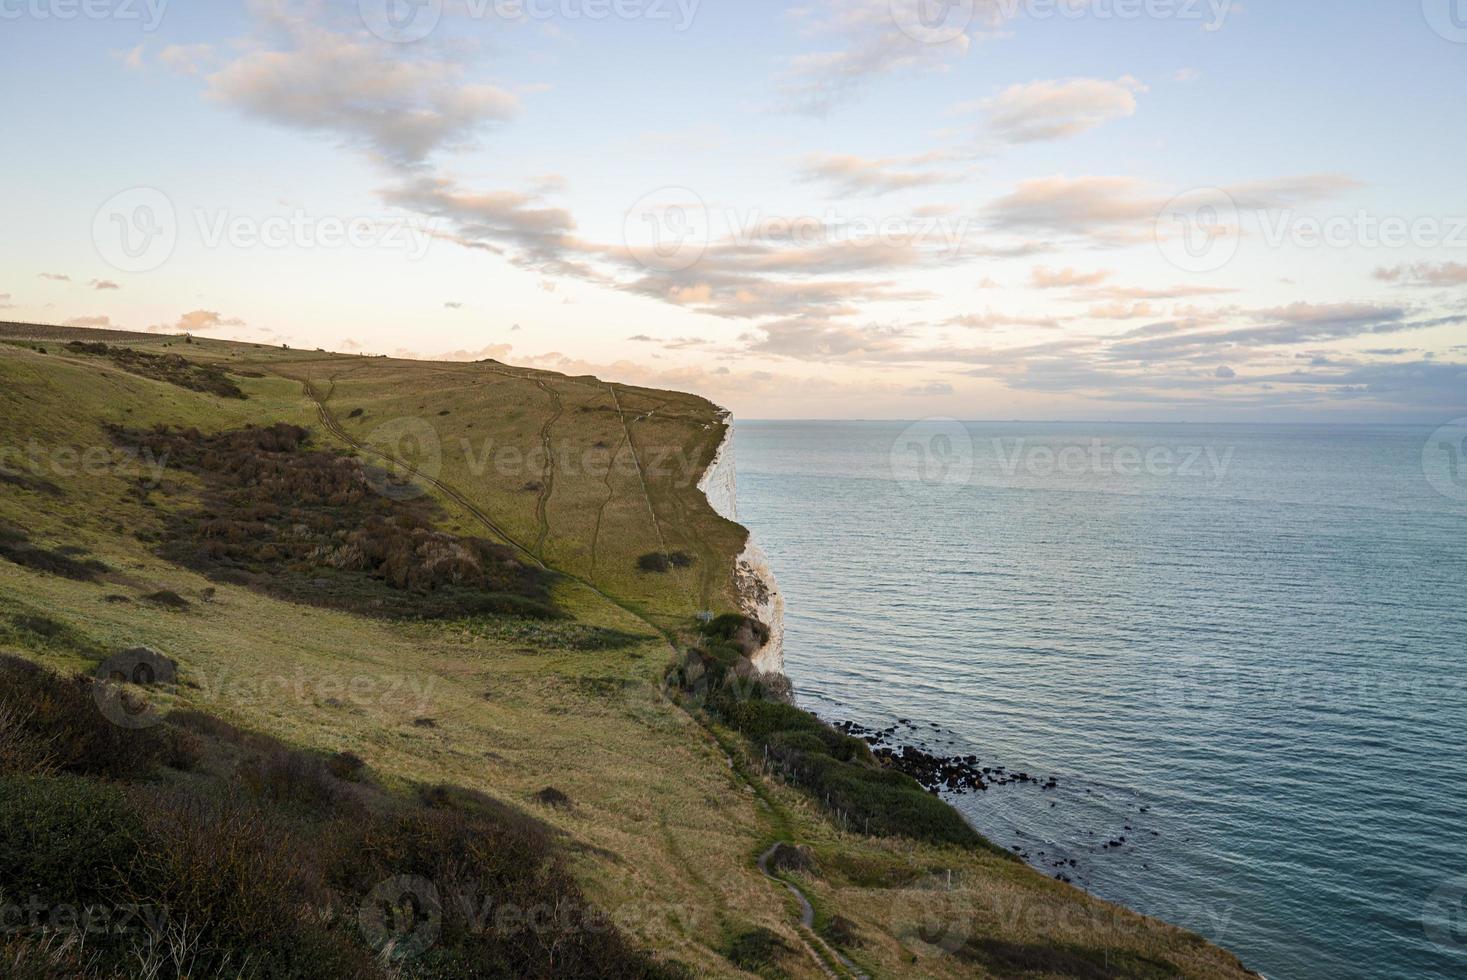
732,420,1467,980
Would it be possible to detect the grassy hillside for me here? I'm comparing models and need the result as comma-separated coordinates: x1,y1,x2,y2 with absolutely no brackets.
0,325,1258,978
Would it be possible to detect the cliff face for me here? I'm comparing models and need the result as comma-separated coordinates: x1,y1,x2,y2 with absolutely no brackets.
698,421,786,676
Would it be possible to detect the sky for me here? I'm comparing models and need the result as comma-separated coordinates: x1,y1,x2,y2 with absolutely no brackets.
2,0,1466,420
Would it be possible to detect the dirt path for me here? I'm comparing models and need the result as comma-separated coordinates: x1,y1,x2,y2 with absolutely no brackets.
532,378,563,559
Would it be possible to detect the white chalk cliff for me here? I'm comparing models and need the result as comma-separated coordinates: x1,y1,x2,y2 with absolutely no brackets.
698,418,785,676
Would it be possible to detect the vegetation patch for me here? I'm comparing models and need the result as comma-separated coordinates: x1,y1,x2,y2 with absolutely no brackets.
431,616,647,651
533,786,572,809
0,653,163,780
0,468,63,497
958,938,1181,979
0,520,109,582
141,589,191,610
671,615,1002,851
64,341,246,398
0,603,106,661
110,423,559,621
719,926,794,978
0,655,686,979
636,551,695,573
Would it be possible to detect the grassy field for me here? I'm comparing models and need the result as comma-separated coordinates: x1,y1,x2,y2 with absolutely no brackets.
0,325,1258,978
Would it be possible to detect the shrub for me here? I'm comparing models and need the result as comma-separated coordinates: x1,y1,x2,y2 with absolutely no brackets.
721,927,793,976
533,786,572,809
328,750,366,781
330,806,680,978
637,552,672,573
701,613,770,657
0,655,162,780
694,644,995,851
128,786,376,977
109,423,558,621
64,342,245,399
0,774,146,904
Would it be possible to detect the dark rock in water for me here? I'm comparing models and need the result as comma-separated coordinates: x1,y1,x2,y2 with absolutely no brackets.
873,743,987,794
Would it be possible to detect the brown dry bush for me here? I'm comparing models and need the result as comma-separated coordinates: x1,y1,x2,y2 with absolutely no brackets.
64,341,246,398
110,423,559,620
0,654,162,780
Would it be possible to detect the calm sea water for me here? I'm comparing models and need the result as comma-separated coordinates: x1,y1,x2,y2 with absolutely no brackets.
733,421,1467,980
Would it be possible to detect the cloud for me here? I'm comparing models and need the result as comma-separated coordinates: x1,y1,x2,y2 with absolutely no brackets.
38,273,71,282
1082,284,1238,301
1030,266,1112,289
156,310,247,334
945,311,1066,330
798,152,961,195
382,175,591,276
199,10,518,166
404,344,515,363
64,315,114,327
444,301,463,309
983,176,1162,241
1215,364,1236,378
90,279,121,291
1105,302,1455,363
778,0,1006,115
1374,262,1467,288
976,76,1146,143
983,173,1359,243
742,317,914,359
1087,301,1159,320
904,381,955,396
1175,68,1201,83
159,43,215,75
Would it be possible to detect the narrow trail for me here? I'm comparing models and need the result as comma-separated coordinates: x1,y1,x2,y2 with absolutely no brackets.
296,374,853,979
300,378,544,569
606,383,701,612
757,843,870,979
588,425,629,585
532,378,563,560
